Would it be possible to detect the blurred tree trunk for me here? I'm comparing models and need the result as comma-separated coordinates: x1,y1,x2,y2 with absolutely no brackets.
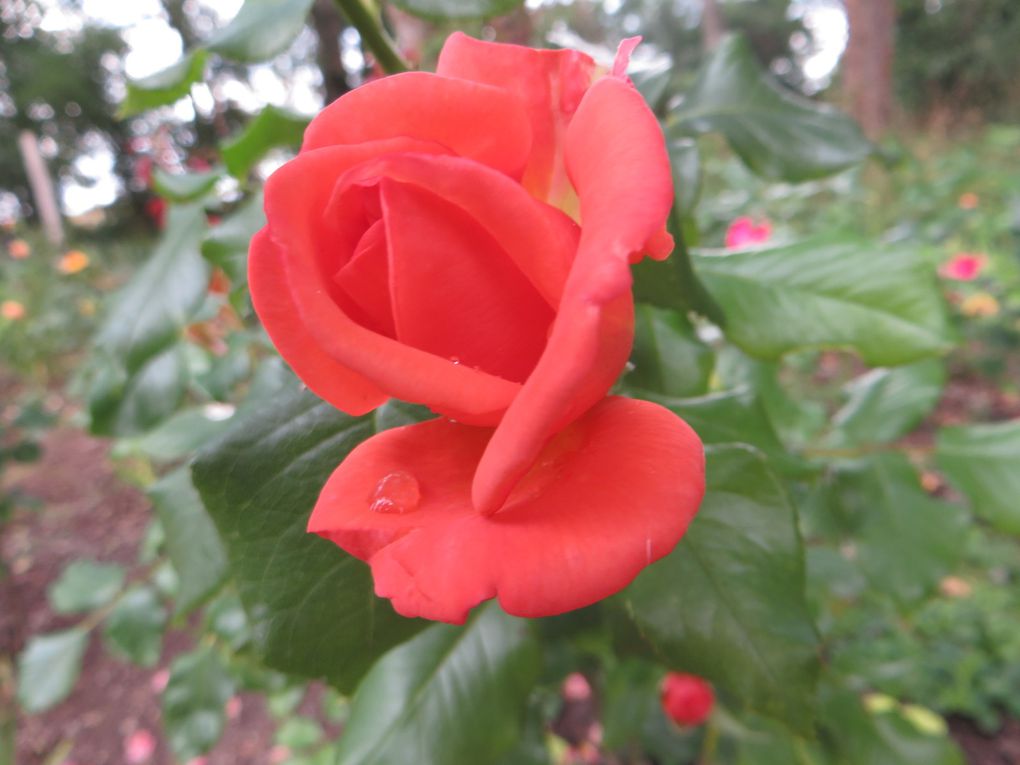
843,0,896,138
702,0,726,52
312,0,350,103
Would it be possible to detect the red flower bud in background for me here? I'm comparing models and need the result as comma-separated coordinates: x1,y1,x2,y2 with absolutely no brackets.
939,252,987,281
660,672,714,727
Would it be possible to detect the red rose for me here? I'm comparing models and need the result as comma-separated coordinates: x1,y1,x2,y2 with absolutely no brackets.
249,33,705,623
660,673,714,727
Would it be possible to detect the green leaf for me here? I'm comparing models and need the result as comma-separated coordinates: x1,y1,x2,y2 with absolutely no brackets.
819,684,963,765
162,648,235,761
836,454,968,606
120,50,208,116
206,0,317,62
691,238,951,365
276,716,323,750
644,388,811,477
335,603,539,765
388,0,524,20
102,586,166,666
191,388,426,691
673,35,871,181
113,405,236,463
615,446,820,731
95,205,210,371
89,345,190,437
669,137,702,217
202,191,265,289
936,421,1020,535
628,305,713,398
632,228,726,325
48,560,125,614
828,360,945,447
149,467,228,616
17,629,88,712
152,166,223,202
221,106,309,179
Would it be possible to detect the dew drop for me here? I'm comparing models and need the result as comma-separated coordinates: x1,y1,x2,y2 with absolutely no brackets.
370,471,421,514
450,356,461,366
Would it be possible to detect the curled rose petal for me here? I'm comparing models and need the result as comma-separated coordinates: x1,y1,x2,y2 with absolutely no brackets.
308,396,704,624
472,74,675,514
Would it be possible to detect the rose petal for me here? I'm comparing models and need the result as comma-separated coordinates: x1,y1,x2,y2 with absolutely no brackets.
472,75,674,513
308,396,704,624
437,32,596,206
250,229,388,414
302,71,533,179
258,143,522,424
381,179,554,383
329,153,578,307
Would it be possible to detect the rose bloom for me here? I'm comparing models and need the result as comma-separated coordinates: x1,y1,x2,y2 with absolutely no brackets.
57,249,90,274
724,216,772,249
939,252,987,281
660,672,714,727
250,34,705,624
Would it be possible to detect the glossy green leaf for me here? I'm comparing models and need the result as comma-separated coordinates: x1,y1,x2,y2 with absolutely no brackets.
628,305,713,398
221,106,308,179
162,648,235,760
645,388,811,477
937,420,1020,534
17,629,88,712
389,0,524,20
191,388,426,691
152,166,223,202
149,468,228,616
120,50,207,116
202,191,265,288
615,446,820,730
692,238,951,365
828,359,945,447
632,227,726,325
95,205,210,371
837,454,968,605
102,586,167,666
335,603,539,765
673,35,871,181
47,560,125,614
206,0,317,62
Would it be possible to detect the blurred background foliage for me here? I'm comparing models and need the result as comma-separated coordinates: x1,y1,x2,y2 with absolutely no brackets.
3,1,1020,764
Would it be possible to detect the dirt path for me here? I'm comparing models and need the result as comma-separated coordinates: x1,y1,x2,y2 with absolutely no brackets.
1,424,276,765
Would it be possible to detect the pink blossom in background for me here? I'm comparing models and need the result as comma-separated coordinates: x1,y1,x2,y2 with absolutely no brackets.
725,216,772,248
563,672,592,701
150,669,170,693
939,252,987,281
124,729,157,763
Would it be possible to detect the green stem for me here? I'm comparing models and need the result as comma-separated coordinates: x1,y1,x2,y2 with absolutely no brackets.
333,0,409,75
699,716,720,765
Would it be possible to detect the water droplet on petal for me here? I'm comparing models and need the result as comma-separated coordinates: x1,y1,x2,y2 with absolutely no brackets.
450,356,461,366
370,471,420,514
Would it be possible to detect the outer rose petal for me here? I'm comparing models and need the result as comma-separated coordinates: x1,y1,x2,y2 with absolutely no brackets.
437,32,596,205
249,228,387,414
308,396,704,624
261,142,522,424
472,75,675,513
302,71,532,179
